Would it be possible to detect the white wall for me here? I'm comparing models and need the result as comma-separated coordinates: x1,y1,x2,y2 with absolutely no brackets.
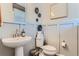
1,3,14,22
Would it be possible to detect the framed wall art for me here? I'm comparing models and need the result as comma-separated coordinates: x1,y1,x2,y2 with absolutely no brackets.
50,3,68,20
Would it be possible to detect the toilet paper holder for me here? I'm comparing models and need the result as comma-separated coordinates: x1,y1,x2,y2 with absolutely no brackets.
61,40,67,48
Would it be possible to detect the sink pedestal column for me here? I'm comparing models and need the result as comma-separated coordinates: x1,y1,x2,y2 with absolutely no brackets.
15,46,24,56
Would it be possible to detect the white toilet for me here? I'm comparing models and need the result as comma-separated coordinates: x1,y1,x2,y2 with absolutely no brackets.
40,45,57,56
36,31,57,56
35,25,63,56
35,25,64,56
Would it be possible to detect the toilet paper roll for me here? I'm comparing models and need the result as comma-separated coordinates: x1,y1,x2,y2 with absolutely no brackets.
61,41,66,48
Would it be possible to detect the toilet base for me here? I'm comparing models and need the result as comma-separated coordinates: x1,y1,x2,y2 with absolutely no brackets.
39,52,64,56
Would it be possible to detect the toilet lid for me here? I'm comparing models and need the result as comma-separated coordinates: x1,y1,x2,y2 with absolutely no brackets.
41,45,56,52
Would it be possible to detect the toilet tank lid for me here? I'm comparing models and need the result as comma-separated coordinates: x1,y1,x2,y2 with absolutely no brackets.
41,45,56,51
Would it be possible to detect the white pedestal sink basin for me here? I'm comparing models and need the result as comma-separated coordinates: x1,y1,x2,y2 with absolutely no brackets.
2,36,32,56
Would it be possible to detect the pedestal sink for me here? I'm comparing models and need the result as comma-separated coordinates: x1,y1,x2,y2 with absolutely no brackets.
2,36,32,56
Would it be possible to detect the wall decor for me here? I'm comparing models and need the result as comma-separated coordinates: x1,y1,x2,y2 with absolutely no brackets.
13,3,26,24
13,3,25,12
38,13,41,18
35,7,39,14
50,3,68,20
36,18,39,22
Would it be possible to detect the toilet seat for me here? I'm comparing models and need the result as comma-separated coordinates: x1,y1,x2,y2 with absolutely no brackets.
41,45,56,52
41,45,57,55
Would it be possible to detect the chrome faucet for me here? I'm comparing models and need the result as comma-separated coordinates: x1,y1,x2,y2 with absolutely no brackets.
13,29,20,38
